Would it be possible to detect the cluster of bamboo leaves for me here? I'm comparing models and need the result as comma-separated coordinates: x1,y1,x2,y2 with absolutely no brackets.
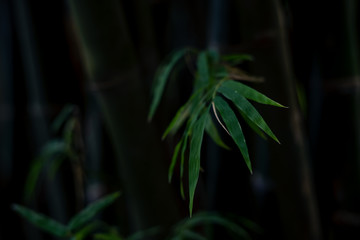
24,104,81,201
13,192,121,240
148,48,285,216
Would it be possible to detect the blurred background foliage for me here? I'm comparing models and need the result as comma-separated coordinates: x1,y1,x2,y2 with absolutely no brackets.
1,0,360,239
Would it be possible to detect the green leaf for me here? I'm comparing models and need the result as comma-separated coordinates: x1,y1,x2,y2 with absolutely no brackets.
162,103,191,140
220,80,286,107
180,230,207,240
205,113,230,150
188,110,209,217
221,54,254,65
94,233,124,240
185,213,251,240
73,222,100,240
68,191,121,231
239,111,267,140
218,85,280,143
127,226,162,240
148,49,188,121
168,140,183,183
51,104,75,133
180,133,189,200
24,140,67,201
12,204,70,237
213,96,252,173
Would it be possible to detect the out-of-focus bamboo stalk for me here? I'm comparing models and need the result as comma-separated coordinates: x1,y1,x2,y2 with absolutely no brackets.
68,0,180,233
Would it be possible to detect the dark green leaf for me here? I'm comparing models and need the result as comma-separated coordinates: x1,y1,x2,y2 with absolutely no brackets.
127,226,162,240
24,140,67,201
218,85,280,143
73,222,100,240
94,233,124,240
221,54,254,65
51,104,75,133
180,134,189,200
213,96,252,173
188,110,209,217
162,103,191,140
239,111,267,140
168,140,183,183
205,113,230,150
220,80,286,107
148,49,187,120
68,192,121,231
186,213,251,240
180,230,207,240
12,204,70,237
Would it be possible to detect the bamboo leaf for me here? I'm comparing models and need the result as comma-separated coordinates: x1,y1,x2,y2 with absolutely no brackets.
12,204,70,237
188,110,209,217
221,54,254,65
68,192,121,231
148,49,188,121
180,134,189,200
213,96,252,173
24,140,67,201
162,102,191,140
168,140,183,183
239,110,267,140
73,222,100,240
205,113,230,150
220,80,286,107
218,85,280,143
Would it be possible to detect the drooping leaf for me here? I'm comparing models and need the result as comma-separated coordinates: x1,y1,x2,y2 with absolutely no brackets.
205,113,230,150
162,101,191,140
188,110,209,217
213,96,252,173
180,133,189,200
168,140,183,183
239,111,267,140
51,104,75,133
68,192,121,231
218,85,280,143
220,80,286,108
12,204,70,238
148,49,188,121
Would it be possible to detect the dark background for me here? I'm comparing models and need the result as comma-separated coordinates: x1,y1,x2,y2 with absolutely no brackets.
1,0,360,239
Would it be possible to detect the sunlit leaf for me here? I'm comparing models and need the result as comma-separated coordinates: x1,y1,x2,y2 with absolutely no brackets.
205,113,230,150
68,192,121,231
188,110,209,217
218,85,280,143
213,96,252,173
12,204,70,238
220,80,286,107
148,49,188,121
